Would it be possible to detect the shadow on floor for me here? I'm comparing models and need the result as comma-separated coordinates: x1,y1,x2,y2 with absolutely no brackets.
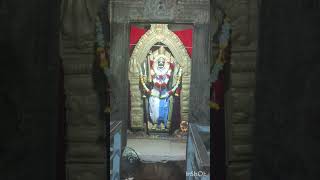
121,160,186,180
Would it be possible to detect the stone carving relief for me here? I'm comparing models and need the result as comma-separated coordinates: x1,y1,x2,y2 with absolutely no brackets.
60,0,108,179
67,95,98,124
110,0,210,24
61,0,100,49
144,0,176,19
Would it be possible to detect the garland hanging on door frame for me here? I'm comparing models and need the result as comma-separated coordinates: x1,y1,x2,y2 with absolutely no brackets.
209,17,231,110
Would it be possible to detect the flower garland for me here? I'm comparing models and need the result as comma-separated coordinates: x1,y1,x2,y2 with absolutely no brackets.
210,17,231,83
139,59,182,99
96,15,111,113
209,17,231,110
96,16,110,76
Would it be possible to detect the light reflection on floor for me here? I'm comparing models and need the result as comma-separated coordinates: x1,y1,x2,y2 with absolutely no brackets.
121,160,186,180
121,133,187,180
127,138,186,162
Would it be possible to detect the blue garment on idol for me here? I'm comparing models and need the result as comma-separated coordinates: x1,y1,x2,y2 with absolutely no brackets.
158,89,170,128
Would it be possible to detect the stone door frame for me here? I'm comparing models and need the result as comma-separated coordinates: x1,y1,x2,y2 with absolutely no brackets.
109,0,211,148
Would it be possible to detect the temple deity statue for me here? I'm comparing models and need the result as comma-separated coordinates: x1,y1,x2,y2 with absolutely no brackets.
139,46,182,130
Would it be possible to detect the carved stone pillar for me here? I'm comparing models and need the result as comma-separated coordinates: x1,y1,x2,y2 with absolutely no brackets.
60,0,106,179
213,0,258,179
189,23,210,124
109,22,130,147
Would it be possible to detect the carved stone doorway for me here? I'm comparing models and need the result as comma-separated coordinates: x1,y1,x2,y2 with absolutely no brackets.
128,24,192,135
109,0,211,150
109,0,211,179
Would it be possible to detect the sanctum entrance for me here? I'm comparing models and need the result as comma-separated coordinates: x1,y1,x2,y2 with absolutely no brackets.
108,0,211,179
128,24,192,134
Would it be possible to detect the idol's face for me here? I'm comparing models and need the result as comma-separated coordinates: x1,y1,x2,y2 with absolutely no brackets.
158,58,165,69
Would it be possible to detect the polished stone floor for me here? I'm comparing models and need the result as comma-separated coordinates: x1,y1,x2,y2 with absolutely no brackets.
126,135,187,162
120,132,188,179
121,160,186,180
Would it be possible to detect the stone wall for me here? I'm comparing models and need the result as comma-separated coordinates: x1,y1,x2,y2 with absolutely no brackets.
109,0,211,150
253,0,320,179
1,0,60,179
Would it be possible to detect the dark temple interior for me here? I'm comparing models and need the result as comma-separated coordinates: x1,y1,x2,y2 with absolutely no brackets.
1,0,320,180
